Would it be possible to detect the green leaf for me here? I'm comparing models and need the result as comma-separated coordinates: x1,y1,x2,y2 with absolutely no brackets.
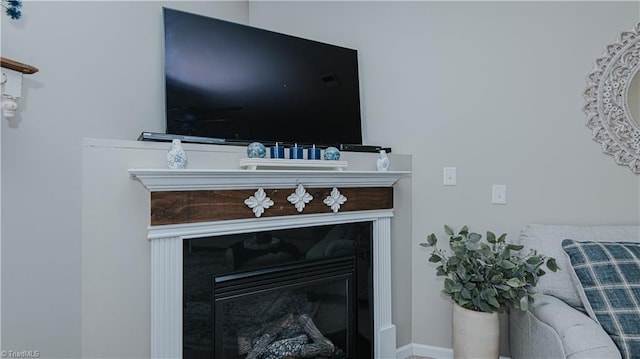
526,256,542,265
546,258,559,272
519,295,529,311
464,282,476,290
459,225,469,235
538,269,546,276
428,254,441,263
456,265,467,280
497,233,508,243
468,232,482,242
506,278,523,287
444,278,453,291
501,289,516,299
478,301,492,313
427,233,437,246
461,287,471,299
466,241,479,251
487,294,501,308
500,260,516,269
507,244,524,251
444,225,454,236
450,282,463,293
486,231,496,244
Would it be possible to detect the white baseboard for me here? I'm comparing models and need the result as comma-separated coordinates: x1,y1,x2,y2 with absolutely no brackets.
395,343,415,359
396,343,453,359
396,343,511,359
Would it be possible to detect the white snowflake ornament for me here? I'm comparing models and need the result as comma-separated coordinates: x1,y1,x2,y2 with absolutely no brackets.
287,184,313,213
323,187,347,213
244,188,274,218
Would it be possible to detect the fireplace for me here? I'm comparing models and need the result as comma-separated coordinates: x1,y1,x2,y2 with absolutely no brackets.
183,223,372,358
214,258,354,359
129,168,408,358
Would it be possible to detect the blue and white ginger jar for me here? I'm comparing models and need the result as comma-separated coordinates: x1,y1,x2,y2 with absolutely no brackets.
376,150,390,171
167,139,188,169
247,142,267,158
324,146,341,160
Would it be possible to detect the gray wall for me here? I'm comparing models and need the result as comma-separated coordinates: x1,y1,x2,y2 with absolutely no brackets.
248,1,640,354
1,2,249,358
2,1,640,358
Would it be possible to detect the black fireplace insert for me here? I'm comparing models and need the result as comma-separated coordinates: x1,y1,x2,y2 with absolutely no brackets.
183,222,373,359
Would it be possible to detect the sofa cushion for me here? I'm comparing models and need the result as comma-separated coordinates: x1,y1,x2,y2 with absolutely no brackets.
518,224,640,309
562,239,640,359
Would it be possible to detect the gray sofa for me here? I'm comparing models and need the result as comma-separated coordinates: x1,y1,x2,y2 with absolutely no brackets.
509,224,640,359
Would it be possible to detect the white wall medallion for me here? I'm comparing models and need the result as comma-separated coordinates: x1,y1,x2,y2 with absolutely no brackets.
583,22,640,173
323,187,347,213
244,188,274,217
287,184,313,212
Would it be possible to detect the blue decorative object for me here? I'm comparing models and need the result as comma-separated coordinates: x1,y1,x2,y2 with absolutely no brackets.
166,139,188,169
324,146,340,160
289,144,303,159
3,0,22,19
247,142,266,158
376,150,390,171
562,239,640,358
270,142,285,159
308,145,321,160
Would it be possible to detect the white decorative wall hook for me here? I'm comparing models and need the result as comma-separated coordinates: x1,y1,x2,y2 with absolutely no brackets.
244,188,274,217
287,184,313,212
1,95,18,118
1,58,39,120
1,69,21,118
324,187,347,213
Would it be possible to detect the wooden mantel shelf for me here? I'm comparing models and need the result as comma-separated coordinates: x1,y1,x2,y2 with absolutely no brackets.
129,168,411,192
1,57,38,74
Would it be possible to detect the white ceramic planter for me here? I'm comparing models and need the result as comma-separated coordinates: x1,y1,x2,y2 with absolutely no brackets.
452,303,499,359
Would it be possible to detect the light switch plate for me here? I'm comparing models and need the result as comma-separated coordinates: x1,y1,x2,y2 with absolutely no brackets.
492,185,507,204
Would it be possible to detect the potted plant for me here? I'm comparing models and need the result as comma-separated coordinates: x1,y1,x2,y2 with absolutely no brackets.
420,225,558,358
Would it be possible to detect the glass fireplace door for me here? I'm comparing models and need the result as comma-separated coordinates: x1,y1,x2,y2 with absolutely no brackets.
213,257,355,359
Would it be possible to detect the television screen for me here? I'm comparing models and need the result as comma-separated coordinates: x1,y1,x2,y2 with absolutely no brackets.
163,8,363,147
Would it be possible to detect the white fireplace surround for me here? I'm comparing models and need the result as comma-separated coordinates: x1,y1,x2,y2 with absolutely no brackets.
129,169,410,359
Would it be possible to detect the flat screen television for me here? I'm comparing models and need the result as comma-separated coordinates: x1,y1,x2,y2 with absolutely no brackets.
163,8,363,148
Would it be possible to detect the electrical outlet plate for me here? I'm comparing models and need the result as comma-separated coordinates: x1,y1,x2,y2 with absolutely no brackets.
444,167,456,186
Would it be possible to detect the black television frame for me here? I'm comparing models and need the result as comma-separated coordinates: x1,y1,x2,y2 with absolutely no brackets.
162,8,364,149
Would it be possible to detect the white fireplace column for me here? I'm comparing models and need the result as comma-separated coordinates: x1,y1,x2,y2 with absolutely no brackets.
374,216,396,359
150,236,183,358
130,169,410,359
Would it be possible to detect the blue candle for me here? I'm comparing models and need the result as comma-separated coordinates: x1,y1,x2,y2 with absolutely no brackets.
289,143,303,159
270,142,285,159
289,143,304,160
308,145,321,160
